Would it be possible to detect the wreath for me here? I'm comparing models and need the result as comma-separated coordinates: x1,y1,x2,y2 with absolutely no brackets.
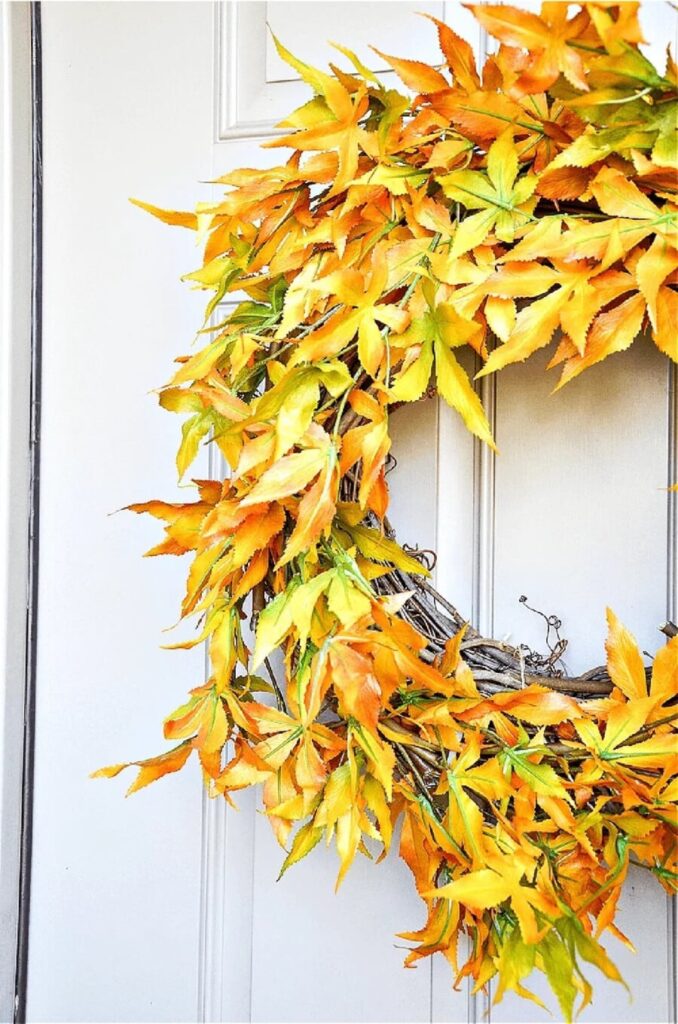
96,4,678,1019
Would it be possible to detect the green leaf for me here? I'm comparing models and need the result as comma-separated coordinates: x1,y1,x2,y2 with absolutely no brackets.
652,124,678,168
252,573,335,667
278,820,324,879
159,387,204,414
177,410,213,480
341,521,430,576
539,930,578,1023
326,567,372,626
355,163,428,196
494,926,545,1013
501,746,570,800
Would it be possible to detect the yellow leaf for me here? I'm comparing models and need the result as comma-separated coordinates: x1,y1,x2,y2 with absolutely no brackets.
485,296,515,343
590,167,659,220
351,723,395,798
556,293,647,388
354,163,428,196
610,734,678,769
275,377,320,459
240,447,326,506
251,589,295,669
478,288,565,377
429,868,511,908
435,337,496,449
605,608,648,701
277,453,339,566
363,775,393,851
425,14,480,93
487,130,518,203
650,635,678,707
326,570,372,627
176,411,213,481
358,314,385,378
169,335,231,386
390,336,434,402
335,805,363,889
653,285,678,361
440,625,467,675
210,608,238,687
252,572,334,668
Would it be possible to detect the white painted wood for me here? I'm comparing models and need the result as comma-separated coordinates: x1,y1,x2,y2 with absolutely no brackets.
231,403,463,1024
212,403,449,1024
199,330,257,1024
211,6,480,1017
436,398,476,623
213,5,677,1022
493,347,669,670
248,814,432,1022
27,4,213,1021
215,0,479,141
433,392,477,1024
264,1,445,81
647,5,678,1019
25,2,676,1023
390,400,440,559
488,345,674,1024
668,362,678,1024
639,1,677,74
0,2,32,1019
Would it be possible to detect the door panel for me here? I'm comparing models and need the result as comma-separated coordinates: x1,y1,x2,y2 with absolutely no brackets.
29,3,676,1022
489,346,673,1023
28,4,213,1021
210,4,677,1021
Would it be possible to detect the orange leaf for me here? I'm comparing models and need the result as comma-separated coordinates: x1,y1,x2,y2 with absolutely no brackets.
425,14,480,93
92,742,194,796
372,47,449,93
330,642,382,730
130,197,197,229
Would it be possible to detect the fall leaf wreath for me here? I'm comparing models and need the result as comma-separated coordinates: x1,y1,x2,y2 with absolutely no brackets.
97,3,678,1019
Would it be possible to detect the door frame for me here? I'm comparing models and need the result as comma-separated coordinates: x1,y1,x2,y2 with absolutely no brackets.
0,2,41,1020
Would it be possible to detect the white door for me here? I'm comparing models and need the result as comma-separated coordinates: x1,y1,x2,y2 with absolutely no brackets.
26,3,676,1023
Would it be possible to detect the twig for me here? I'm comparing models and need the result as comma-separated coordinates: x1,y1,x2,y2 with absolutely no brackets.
264,656,287,713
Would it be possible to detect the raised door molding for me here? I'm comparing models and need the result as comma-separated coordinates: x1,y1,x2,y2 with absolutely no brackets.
214,0,482,143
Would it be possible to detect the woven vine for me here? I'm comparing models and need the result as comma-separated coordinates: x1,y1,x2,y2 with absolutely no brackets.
97,4,678,1018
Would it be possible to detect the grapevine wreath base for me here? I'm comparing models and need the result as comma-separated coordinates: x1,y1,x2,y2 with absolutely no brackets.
97,4,678,1020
